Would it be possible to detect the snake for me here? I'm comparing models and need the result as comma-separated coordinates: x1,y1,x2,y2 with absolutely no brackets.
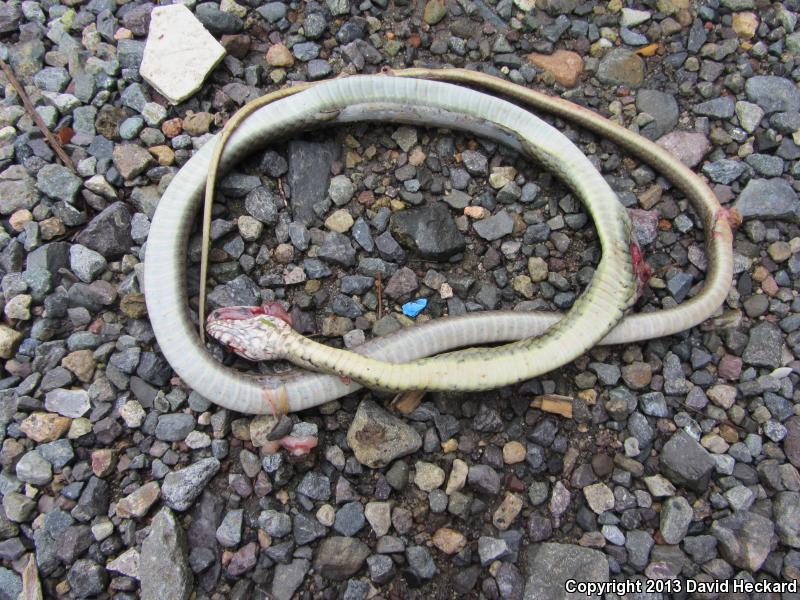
143,68,735,414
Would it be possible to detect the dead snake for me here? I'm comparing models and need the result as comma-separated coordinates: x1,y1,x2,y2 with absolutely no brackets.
144,69,735,414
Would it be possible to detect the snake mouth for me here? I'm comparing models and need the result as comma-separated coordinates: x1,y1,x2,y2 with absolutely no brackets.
206,302,293,326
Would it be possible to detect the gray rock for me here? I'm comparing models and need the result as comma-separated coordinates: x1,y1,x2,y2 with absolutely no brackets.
461,150,487,175
303,258,331,279
120,83,148,112
69,245,107,283
683,535,718,564
735,178,800,223
260,509,292,538
155,413,196,442
303,12,327,38
639,392,668,417
660,431,715,492
374,231,406,262
118,39,145,69
318,231,356,267
288,140,339,225
742,321,783,368
292,41,320,61
329,174,354,206
73,476,109,522
37,163,81,202
38,439,74,469
701,159,746,185
293,512,327,545
326,0,350,15
220,173,260,198
774,491,800,548
74,202,133,259
68,559,107,598
625,530,653,571
244,187,278,226
0,3,20,33
346,400,422,468
162,458,220,511
524,543,608,599
0,166,39,215
659,496,692,544
406,545,437,581
662,352,690,394
711,510,776,571
195,2,243,34
496,562,524,599
297,472,331,502
288,221,311,251
2,493,35,523
786,416,800,469
474,403,504,432
257,2,286,21
636,89,678,139
44,388,90,418
473,210,514,241
745,153,783,177
692,96,735,118
478,536,510,565
141,507,193,600
259,150,288,178
0,567,20,600
620,26,648,45
745,75,800,114
207,274,260,309
667,271,692,302
15,450,52,486
55,526,92,565
216,509,243,547
596,48,645,87
589,362,620,386
389,203,465,260
307,59,332,80
313,537,370,580
334,501,365,536
271,559,310,600
468,464,501,495
367,553,395,584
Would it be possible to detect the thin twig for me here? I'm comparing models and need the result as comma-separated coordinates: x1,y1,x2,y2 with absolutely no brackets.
390,390,426,414
0,59,76,172
277,178,288,208
376,272,383,319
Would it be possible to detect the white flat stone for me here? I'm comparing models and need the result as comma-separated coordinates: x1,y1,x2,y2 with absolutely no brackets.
139,4,225,104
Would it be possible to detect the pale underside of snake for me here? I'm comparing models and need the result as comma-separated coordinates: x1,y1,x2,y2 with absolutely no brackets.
143,68,736,415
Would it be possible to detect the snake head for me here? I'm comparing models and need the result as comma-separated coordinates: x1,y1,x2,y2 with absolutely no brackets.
206,302,293,361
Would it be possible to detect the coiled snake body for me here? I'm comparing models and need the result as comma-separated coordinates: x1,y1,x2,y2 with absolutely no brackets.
144,69,735,414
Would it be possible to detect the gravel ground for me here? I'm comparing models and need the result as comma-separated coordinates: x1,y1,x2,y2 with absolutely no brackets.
0,0,799,598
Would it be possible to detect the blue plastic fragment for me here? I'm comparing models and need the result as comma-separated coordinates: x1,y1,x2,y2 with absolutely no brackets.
402,298,428,317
